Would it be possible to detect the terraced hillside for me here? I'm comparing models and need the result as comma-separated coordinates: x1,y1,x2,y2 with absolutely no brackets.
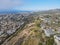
2,19,42,45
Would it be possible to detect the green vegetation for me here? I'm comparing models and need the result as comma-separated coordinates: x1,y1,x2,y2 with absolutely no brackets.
35,18,42,27
46,37,54,45
38,42,43,45
21,19,44,45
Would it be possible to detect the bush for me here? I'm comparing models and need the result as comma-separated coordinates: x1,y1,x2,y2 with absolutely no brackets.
39,42,42,45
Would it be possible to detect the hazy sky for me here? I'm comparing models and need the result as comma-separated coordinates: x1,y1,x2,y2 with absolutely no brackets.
0,0,60,11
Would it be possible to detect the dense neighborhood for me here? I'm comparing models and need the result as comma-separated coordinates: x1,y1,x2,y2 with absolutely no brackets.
0,9,60,45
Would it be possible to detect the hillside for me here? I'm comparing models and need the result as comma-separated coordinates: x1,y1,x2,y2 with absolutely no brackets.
33,9,60,15
2,20,41,45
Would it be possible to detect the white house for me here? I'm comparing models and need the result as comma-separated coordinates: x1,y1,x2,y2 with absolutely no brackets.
44,28,55,37
54,35,60,45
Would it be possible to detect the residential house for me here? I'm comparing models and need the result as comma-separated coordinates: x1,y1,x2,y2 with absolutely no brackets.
44,28,55,37
54,35,60,45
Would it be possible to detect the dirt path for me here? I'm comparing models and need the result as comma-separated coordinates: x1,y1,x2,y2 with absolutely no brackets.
2,23,35,45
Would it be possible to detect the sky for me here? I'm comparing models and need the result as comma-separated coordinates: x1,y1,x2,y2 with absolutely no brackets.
0,0,60,11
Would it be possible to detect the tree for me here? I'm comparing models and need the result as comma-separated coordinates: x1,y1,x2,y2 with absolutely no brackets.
46,37,54,45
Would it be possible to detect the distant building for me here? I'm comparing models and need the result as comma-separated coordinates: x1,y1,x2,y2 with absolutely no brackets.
57,30,60,33
0,31,3,35
40,23,46,29
54,35,60,45
56,27,60,33
6,29,15,35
